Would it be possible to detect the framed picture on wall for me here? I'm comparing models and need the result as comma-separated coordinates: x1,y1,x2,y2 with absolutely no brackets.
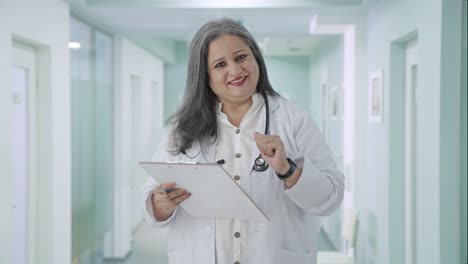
368,69,383,123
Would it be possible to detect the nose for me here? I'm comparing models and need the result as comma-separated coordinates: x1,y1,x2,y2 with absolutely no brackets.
228,62,242,76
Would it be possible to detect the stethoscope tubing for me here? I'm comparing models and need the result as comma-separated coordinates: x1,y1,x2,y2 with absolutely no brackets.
253,93,269,172
184,92,270,172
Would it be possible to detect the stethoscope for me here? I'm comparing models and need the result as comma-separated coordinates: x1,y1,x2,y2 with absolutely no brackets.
182,93,270,172
252,93,269,172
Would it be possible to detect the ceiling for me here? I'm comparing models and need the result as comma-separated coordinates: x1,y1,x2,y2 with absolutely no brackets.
69,0,376,58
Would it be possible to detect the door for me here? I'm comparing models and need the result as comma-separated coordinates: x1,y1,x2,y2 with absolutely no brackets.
11,42,38,264
404,39,417,264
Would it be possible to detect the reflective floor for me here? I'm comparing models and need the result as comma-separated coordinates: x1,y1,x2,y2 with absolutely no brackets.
76,225,169,264
96,224,335,264
106,225,169,264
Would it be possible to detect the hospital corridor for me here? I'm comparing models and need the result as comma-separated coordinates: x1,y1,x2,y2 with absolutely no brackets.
0,0,466,264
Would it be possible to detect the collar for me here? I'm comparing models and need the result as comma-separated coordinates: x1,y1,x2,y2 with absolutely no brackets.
216,93,266,127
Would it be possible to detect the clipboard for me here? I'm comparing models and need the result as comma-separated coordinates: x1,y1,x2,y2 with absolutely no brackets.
139,161,268,221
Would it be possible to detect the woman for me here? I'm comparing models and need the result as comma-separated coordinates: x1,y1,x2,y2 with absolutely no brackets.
142,18,344,264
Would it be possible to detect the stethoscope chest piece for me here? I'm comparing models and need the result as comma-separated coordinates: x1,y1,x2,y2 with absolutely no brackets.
253,155,269,172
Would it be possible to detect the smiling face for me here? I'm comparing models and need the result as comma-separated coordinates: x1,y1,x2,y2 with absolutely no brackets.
207,34,259,107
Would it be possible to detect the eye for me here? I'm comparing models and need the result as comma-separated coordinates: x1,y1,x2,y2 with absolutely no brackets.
214,61,226,68
236,54,248,62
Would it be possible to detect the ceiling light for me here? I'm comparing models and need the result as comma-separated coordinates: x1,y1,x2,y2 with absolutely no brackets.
68,42,81,49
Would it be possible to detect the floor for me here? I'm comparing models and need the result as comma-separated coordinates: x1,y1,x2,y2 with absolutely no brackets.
79,225,169,264
81,221,337,264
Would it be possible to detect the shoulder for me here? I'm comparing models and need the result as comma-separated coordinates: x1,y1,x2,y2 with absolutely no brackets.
270,95,309,120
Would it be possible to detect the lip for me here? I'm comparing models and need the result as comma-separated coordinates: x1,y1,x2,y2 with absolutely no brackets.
228,76,247,86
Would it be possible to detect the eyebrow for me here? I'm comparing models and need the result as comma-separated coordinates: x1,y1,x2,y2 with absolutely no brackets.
210,49,248,67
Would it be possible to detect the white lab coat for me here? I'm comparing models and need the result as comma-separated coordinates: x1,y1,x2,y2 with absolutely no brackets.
142,95,344,264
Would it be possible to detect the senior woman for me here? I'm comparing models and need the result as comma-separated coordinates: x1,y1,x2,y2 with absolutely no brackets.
141,18,344,264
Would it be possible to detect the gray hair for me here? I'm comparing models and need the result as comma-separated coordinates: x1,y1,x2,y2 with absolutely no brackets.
168,17,279,155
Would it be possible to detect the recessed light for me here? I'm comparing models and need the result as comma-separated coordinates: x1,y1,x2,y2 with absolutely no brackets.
68,42,81,49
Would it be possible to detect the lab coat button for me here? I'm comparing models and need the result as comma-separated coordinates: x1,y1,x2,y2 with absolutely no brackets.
235,129,240,134
234,262,240,264
234,175,240,181
234,232,241,238
205,226,212,234
235,153,241,158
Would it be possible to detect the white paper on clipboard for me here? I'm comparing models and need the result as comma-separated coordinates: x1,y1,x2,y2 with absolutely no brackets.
139,161,268,221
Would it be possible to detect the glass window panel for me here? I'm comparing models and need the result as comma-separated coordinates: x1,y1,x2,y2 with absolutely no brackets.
70,16,114,263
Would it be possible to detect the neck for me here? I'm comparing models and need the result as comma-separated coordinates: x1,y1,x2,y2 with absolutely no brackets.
220,98,253,128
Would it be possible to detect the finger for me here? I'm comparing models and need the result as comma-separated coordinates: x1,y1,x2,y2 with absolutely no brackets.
167,188,188,200
261,136,274,156
263,136,283,152
264,142,282,157
154,189,177,203
254,132,263,139
157,182,177,194
160,182,176,189
154,188,177,203
261,135,281,145
173,192,192,205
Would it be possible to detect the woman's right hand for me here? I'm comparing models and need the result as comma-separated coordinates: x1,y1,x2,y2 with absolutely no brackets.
151,182,191,221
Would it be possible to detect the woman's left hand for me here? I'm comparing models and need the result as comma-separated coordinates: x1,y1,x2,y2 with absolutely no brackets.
254,132,290,175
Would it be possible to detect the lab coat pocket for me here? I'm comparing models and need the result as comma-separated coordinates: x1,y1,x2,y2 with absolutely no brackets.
168,249,193,264
277,248,315,263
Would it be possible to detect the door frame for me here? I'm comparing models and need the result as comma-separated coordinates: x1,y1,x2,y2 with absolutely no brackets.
404,39,417,264
12,40,38,264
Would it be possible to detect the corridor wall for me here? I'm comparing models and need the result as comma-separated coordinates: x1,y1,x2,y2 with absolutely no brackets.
0,1,71,264
264,56,310,110
110,36,165,258
70,16,114,262
164,41,189,122
365,0,463,263
308,36,345,250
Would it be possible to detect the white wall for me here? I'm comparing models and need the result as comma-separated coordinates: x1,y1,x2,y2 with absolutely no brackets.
264,56,310,110
365,0,463,263
308,37,345,250
109,36,165,258
0,1,71,264
309,37,344,156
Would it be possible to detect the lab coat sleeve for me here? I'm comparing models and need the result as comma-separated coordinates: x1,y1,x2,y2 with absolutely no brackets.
283,107,345,216
141,129,178,227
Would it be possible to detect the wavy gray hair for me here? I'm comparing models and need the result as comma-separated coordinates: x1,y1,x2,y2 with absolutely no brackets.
168,17,279,155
